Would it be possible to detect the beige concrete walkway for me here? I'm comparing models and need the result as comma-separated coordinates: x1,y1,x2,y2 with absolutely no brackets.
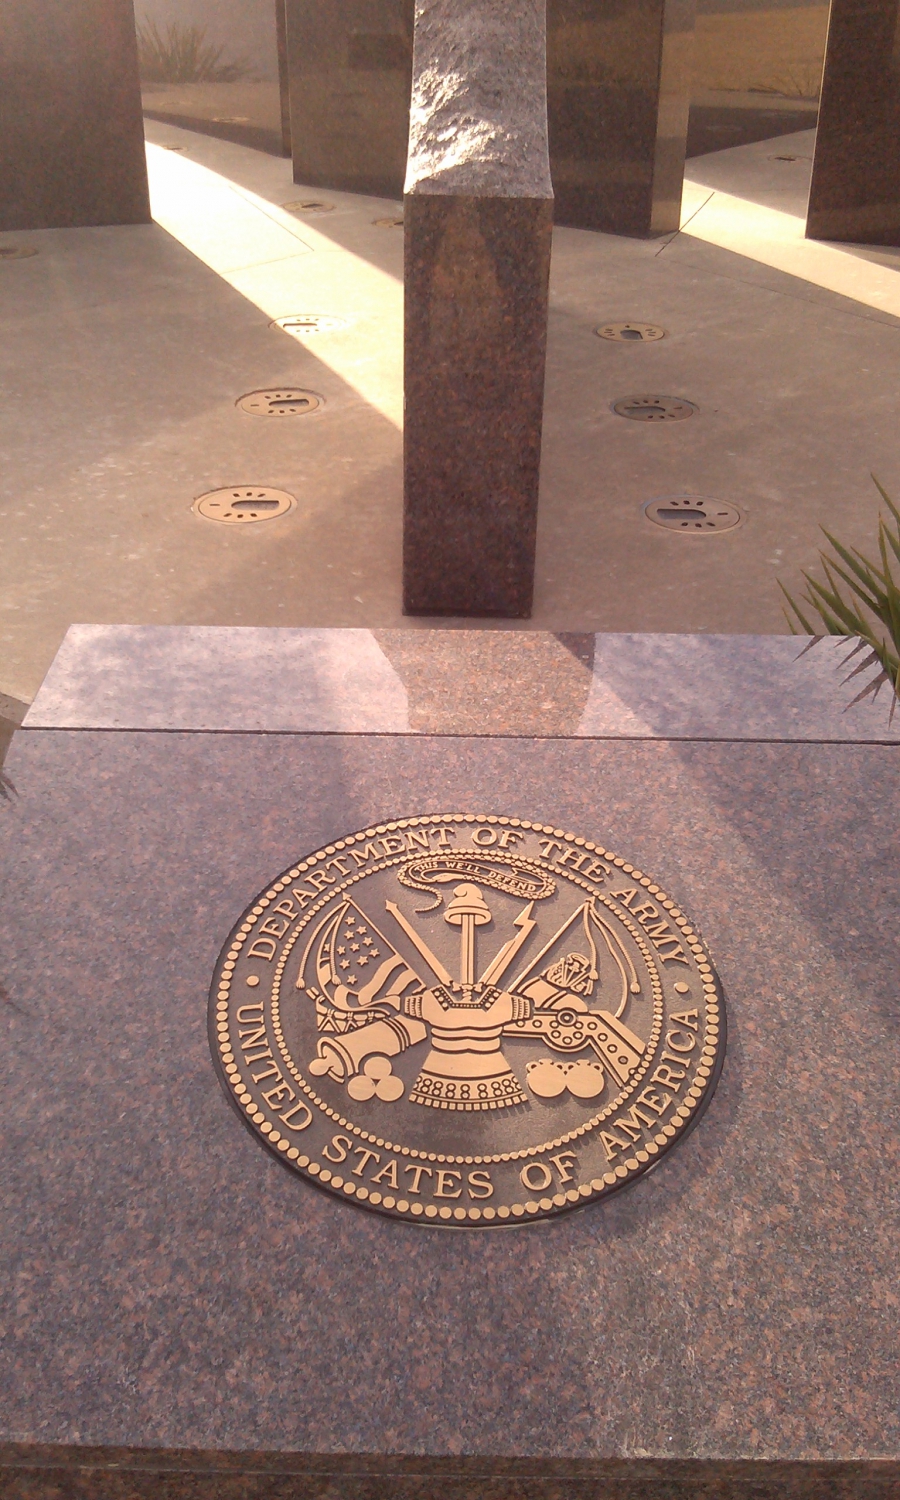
1,120,899,709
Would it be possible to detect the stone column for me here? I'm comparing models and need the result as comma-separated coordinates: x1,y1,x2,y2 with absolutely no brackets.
546,0,695,236
0,0,150,232
285,0,414,198
402,0,553,618
806,0,900,244
275,0,294,157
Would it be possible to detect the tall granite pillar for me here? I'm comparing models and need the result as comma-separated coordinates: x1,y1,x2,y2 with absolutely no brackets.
546,0,695,236
806,0,900,244
402,0,553,618
285,0,414,198
0,0,150,232
276,0,293,157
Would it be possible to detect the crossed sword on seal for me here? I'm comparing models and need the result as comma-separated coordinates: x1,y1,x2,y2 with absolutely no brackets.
301,874,647,1107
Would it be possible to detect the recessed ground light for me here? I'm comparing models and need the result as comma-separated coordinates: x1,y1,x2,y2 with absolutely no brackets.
0,245,38,260
283,199,335,214
768,153,811,162
644,495,742,533
194,487,296,524
612,394,696,421
596,322,666,342
373,216,403,227
237,388,323,417
270,313,348,337
162,144,186,151
213,115,250,123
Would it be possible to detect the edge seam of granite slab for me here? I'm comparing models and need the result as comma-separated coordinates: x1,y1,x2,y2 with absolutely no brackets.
17,625,900,744
1,1445,899,1491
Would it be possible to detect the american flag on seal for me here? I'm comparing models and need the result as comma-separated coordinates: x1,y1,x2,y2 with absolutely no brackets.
297,899,423,1033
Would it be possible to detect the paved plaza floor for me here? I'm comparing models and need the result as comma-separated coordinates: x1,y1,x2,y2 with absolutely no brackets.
1,120,899,719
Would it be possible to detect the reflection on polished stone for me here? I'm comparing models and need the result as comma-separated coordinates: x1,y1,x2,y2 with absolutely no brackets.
285,0,413,197
141,81,287,154
688,0,826,157
23,625,900,744
546,0,694,236
138,0,288,156
807,0,900,244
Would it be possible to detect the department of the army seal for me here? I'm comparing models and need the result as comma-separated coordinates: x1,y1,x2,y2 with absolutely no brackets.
209,814,725,1226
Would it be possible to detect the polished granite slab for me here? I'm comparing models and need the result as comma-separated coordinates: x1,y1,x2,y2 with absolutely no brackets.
285,0,413,198
547,0,694,236
23,624,900,742
0,0,150,232
807,0,900,244
3,626,898,1496
0,722,898,1495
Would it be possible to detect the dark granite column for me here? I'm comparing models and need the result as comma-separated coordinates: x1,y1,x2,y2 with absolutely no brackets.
285,0,414,197
276,0,293,156
806,0,900,244
402,0,553,619
547,0,695,236
0,0,150,232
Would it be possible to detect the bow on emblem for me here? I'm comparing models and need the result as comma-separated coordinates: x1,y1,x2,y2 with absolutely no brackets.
298,855,644,1110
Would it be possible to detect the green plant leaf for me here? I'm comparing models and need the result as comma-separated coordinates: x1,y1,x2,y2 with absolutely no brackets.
778,580,817,634
136,17,252,83
781,479,900,722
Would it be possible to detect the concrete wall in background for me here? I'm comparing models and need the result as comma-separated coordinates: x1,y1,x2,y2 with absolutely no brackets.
137,0,287,154
137,0,280,79
688,0,828,155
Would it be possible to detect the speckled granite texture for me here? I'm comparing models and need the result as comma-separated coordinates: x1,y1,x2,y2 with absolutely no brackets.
1,727,899,1497
547,0,694,236
22,625,900,742
806,0,900,245
0,0,149,232
403,0,553,617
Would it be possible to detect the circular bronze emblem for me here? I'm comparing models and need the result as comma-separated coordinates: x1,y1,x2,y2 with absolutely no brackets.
210,815,725,1226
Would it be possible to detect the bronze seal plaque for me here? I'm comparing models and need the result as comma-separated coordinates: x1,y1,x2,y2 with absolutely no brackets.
210,815,725,1225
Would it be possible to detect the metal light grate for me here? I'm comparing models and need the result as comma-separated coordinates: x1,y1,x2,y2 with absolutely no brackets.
284,200,335,215
194,487,296,525
237,389,322,417
644,495,742,533
612,394,696,421
271,314,348,337
596,322,666,342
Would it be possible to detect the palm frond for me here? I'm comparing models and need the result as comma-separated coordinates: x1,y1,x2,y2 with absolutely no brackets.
784,478,900,721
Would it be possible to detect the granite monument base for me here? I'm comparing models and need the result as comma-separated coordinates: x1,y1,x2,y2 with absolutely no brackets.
0,627,898,1498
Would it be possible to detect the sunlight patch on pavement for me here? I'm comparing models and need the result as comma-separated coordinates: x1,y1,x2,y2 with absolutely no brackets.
680,178,900,319
145,143,403,428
